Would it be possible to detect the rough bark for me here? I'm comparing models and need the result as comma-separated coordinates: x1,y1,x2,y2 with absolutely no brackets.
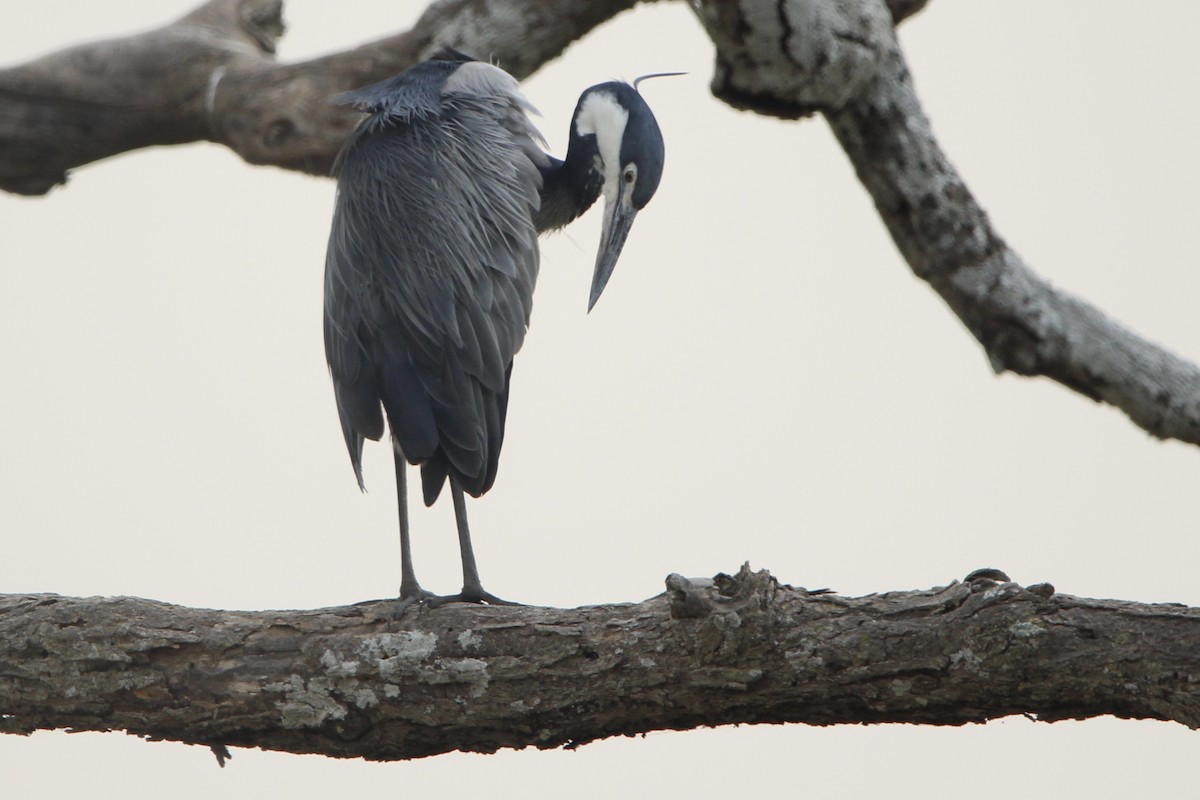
0,0,927,196
1,566,1198,762
691,0,1200,446
5,0,1196,440
0,0,646,195
4,4,1199,758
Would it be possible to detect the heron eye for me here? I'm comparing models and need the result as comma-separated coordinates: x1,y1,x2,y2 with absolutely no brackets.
623,167,636,184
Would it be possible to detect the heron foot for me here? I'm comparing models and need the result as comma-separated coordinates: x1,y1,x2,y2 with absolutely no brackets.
425,585,520,608
380,584,437,619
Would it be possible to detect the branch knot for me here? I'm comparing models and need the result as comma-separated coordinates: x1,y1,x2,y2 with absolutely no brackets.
693,0,895,117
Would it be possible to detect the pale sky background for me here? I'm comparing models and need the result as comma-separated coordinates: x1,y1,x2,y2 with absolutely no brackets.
3,1,1199,797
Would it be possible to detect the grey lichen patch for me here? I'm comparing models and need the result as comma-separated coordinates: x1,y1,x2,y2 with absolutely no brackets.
510,698,540,713
351,688,379,709
457,629,483,652
1009,621,1044,638
362,631,438,662
367,631,441,683
378,657,413,683
949,648,982,670
785,642,825,671
265,675,348,729
319,648,361,677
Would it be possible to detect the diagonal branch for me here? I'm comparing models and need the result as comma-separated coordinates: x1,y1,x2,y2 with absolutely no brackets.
2,566,1198,762
824,42,1200,444
691,0,1200,445
0,0,645,195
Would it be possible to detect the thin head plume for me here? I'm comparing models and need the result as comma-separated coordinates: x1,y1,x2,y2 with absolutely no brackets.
633,72,687,91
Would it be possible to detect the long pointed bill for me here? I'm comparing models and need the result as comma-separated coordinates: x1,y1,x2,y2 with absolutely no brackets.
588,195,638,312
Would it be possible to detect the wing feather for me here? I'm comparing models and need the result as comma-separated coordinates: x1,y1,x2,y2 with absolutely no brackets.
323,59,545,500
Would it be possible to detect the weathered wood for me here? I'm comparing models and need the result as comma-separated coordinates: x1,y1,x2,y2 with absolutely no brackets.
2,566,1198,761
824,39,1200,446
689,0,1200,446
0,0,933,196
0,0,645,195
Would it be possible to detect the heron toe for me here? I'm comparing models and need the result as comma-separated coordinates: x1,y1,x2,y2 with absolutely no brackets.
424,586,519,608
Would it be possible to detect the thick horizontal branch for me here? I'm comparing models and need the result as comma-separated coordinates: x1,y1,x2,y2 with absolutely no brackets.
2,566,1198,762
0,0,644,195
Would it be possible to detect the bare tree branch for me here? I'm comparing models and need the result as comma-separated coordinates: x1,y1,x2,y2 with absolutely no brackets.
0,0,932,196
0,0,645,195
2,566,1197,761
825,46,1200,445
691,0,1200,445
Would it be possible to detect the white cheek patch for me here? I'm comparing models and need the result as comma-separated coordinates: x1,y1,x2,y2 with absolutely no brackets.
575,91,628,201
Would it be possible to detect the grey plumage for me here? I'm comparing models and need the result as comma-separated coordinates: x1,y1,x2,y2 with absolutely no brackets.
323,51,670,605
325,56,545,505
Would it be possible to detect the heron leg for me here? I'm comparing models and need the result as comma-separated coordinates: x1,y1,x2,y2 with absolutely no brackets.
425,477,516,607
394,449,431,607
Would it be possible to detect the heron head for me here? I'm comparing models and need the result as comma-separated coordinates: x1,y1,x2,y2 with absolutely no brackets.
573,75,679,311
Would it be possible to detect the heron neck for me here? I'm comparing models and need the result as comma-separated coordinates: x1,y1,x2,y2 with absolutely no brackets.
533,135,602,234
